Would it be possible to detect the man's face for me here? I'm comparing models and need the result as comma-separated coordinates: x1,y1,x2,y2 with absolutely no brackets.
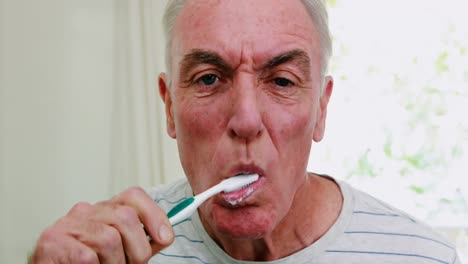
160,0,332,239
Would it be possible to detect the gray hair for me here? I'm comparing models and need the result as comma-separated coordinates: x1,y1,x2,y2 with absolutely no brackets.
162,0,332,86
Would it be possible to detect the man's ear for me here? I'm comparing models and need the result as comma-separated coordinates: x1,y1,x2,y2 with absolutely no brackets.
158,73,176,139
313,76,333,142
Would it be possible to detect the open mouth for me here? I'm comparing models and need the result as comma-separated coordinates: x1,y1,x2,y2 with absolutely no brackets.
221,175,264,206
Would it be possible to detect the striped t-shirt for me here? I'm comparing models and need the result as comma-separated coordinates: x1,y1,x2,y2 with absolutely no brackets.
148,176,461,264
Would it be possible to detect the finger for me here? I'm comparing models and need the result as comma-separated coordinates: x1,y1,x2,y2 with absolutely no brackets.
60,218,126,264
66,201,96,219
89,202,153,263
32,228,99,264
67,197,157,262
112,187,174,249
150,228,173,254
64,236,100,264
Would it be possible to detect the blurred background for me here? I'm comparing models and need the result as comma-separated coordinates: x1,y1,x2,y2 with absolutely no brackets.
1,0,466,262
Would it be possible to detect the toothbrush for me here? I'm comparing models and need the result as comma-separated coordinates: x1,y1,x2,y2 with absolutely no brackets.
167,173,259,226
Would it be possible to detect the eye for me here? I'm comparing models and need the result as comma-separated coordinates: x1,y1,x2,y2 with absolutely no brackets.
273,77,295,87
197,74,219,86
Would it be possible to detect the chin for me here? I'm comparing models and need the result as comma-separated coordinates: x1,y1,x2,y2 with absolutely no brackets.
211,206,276,239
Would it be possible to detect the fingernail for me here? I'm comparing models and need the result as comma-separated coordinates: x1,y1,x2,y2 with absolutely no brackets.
159,224,172,243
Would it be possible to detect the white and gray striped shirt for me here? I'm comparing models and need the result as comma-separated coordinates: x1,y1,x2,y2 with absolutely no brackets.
148,176,461,264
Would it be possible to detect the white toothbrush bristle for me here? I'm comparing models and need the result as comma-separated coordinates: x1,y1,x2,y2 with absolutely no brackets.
222,173,259,193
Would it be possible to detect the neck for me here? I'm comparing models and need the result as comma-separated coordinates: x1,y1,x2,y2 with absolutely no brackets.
202,173,343,261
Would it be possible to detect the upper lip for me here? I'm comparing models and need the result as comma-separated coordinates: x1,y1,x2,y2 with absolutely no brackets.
226,163,265,179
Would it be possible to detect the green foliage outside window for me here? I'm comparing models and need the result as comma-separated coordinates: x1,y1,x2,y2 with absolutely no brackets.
310,0,468,226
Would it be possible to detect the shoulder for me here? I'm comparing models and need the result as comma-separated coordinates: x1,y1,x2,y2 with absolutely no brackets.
146,178,191,211
331,180,460,264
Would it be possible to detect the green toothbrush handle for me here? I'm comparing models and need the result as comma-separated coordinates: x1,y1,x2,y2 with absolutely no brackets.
167,197,195,225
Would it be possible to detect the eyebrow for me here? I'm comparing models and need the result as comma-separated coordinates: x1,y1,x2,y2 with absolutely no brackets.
262,49,311,78
179,49,312,80
179,49,233,80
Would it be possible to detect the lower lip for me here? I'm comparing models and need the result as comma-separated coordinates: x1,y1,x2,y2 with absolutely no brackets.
220,176,264,205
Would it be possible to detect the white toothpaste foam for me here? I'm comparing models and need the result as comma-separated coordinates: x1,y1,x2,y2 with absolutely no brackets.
225,187,254,205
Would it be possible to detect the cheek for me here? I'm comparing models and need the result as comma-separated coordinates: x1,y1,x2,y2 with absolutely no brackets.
267,103,316,154
265,103,316,193
175,98,227,141
173,99,228,188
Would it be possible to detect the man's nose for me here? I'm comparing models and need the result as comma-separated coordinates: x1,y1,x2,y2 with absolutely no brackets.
227,77,263,141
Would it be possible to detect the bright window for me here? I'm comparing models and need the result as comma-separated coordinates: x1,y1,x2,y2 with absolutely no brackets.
308,0,467,258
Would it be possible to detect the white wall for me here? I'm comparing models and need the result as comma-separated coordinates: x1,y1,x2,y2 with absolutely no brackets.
1,1,114,262
0,0,180,262
1,0,7,260
0,112,5,259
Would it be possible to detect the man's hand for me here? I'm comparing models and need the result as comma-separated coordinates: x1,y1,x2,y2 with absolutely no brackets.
29,187,174,264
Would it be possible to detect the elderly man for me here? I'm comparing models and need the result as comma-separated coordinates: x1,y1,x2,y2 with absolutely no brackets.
30,0,461,263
